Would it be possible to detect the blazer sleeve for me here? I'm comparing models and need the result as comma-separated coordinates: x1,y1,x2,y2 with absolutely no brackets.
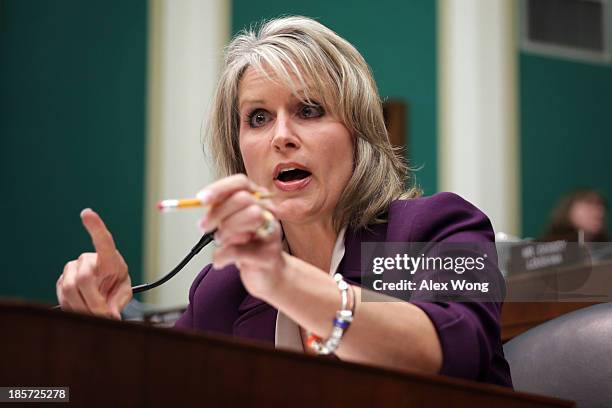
174,264,213,330
411,299,500,379
400,192,505,381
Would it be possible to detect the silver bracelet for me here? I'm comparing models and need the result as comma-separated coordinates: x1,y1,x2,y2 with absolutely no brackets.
306,273,354,355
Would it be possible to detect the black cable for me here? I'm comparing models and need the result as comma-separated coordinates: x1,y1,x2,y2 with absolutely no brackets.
52,231,215,309
131,231,214,294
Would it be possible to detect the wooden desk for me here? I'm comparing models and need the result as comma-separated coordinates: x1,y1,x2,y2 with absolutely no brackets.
501,301,598,342
0,300,573,407
501,260,612,341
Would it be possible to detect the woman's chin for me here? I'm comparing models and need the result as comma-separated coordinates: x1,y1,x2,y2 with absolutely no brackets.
276,210,307,224
274,203,315,224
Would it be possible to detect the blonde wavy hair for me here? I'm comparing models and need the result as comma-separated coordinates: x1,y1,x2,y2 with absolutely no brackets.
208,16,420,231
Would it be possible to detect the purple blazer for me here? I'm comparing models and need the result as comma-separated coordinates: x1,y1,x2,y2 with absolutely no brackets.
175,192,513,387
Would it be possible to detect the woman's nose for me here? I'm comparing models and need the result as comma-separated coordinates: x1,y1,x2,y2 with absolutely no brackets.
272,113,300,152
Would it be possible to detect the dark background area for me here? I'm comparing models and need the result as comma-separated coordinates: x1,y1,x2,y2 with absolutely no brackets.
0,0,147,303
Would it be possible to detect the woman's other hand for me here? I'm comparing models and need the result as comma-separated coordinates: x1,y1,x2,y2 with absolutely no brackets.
198,174,286,298
56,209,132,319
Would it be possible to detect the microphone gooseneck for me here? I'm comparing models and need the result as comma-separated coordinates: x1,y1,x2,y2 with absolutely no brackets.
131,231,215,294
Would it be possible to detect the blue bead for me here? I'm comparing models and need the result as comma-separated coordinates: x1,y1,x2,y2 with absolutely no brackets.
333,318,350,329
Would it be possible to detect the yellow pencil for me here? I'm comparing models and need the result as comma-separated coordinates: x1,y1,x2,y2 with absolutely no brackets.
156,191,274,211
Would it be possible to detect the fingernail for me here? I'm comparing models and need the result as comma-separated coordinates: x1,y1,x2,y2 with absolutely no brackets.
196,219,206,234
111,307,122,320
196,189,213,204
198,216,209,232
214,232,223,246
80,208,92,218
198,222,211,234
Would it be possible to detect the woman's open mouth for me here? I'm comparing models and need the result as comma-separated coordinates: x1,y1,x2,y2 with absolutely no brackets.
273,167,312,192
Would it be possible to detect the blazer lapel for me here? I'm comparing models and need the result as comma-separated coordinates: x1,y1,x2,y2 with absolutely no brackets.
340,223,388,285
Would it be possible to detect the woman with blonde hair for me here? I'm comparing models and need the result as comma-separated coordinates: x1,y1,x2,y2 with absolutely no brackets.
56,16,512,387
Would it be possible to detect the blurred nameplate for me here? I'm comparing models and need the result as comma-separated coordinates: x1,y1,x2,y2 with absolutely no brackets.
508,241,590,275
143,307,186,328
504,242,612,302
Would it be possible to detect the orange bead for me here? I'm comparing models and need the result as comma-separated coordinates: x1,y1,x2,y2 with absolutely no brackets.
306,334,322,349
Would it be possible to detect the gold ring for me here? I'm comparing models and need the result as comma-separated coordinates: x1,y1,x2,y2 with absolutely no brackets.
255,210,276,239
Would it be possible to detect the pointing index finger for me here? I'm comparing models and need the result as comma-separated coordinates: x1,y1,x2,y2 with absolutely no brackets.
80,209,117,259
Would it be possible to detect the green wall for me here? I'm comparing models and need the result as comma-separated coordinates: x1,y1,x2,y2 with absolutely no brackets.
520,53,612,238
232,0,438,195
0,0,147,303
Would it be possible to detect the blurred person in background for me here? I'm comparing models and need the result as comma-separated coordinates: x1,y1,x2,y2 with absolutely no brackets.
540,188,608,242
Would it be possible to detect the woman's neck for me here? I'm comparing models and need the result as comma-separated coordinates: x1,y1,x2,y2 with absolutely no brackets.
282,220,338,272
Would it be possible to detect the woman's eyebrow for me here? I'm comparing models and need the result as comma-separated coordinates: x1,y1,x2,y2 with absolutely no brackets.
238,91,317,110
239,99,265,110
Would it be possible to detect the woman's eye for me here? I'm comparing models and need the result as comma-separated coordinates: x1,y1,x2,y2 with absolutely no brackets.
299,104,324,119
247,109,270,128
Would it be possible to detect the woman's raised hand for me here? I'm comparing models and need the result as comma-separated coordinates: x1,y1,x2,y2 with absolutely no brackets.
56,209,132,319
198,174,287,298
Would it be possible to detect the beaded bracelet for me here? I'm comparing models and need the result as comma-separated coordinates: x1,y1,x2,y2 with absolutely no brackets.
306,273,355,355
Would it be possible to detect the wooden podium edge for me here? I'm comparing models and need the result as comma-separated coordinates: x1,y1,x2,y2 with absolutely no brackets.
0,299,574,407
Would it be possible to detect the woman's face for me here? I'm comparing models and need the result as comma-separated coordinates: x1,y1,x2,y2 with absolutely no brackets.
569,198,605,236
237,67,353,225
